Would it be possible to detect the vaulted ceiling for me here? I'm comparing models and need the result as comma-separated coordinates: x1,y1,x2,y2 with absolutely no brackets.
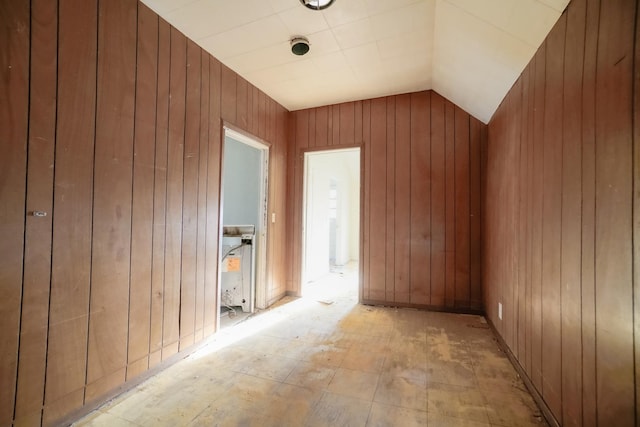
141,0,570,123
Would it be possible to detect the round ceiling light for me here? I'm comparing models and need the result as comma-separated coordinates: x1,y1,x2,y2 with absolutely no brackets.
290,37,310,56
300,0,335,11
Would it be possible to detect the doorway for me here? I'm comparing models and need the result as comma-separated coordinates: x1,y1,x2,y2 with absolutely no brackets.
219,127,269,328
302,148,360,300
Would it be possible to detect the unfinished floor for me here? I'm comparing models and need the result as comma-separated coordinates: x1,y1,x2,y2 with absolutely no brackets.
73,273,546,427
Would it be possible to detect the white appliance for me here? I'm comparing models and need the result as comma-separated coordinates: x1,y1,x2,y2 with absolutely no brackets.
220,225,255,314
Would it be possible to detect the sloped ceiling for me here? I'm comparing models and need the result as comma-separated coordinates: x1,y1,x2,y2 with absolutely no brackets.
141,0,570,123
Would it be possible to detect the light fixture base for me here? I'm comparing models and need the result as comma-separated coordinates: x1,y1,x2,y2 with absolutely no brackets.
300,0,335,11
290,37,310,56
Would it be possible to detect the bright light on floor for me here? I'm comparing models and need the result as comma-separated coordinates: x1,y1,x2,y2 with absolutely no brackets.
188,262,358,362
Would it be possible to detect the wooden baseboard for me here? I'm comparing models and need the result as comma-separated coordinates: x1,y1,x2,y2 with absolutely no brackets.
360,299,485,316
484,317,560,427
54,336,217,427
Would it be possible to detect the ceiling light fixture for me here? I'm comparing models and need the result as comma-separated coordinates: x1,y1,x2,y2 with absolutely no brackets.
299,0,335,11
290,36,310,56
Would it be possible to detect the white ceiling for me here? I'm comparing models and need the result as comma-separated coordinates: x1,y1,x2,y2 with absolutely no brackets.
141,0,570,123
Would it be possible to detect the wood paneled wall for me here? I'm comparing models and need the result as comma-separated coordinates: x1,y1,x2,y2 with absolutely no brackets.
485,0,639,425
0,1,288,425
288,92,486,310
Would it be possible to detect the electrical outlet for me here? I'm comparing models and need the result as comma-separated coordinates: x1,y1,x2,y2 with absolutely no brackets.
498,302,503,320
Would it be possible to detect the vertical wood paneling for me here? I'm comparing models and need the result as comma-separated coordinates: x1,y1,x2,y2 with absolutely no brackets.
540,15,565,416
259,90,267,140
508,82,522,354
220,65,236,124
236,76,248,129
332,105,340,147
484,108,501,326
14,0,56,423
306,109,315,148
285,113,296,293
409,92,430,305
444,100,455,307
194,49,210,343
385,98,396,302
530,46,545,391
524,63,535,375
4,1,290,424
277,106,289,299
293,110,308,293
634,0,640,422
179,39,201,351
327,106,334,146
0,0,29,423
266,100,276,300
86,0,136,399
245,83,253,135
394,95,411,303
289,92,484,310
127,3,157,378
45,0,97,418
430,93,446,306
454,107,470,308
486,0,640,425
204,57,222,335
581,0,599,423
480,125,488,314
315,106,328,147
369,98,387,301
500,90,519,350
362,100,371,302
594,0,635,424
469,117,482,310
150,18,170,361
250,86,258,137
560,0,586,424
514,76,530,364
517,74,528,364
355,101,363,144
162,27,186,359
340,102,355,145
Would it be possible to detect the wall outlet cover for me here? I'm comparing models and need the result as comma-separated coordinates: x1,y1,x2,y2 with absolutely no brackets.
498,302,503,320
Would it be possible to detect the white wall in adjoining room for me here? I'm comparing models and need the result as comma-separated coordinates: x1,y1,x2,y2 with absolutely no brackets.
222,136,262,228
304,148,360,284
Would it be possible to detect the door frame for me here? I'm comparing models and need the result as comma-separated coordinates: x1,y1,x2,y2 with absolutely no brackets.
218,125,270,326
301,146,363,299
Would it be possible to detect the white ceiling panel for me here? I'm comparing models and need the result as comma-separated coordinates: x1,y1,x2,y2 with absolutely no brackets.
432,0,537,122
321,0,369,27
278,5,330,36
331,18,377,50
377,29,431,60
268,0,299,13
364,0,424,16
302,29,342,56
164,0,276,41
443,0,562,46
536,0,570,12
369,1,431,41
141,0,570,122
223,42,296,74
142,0,196,16
343,42,382,75
199,14,289,60
312,51,352,77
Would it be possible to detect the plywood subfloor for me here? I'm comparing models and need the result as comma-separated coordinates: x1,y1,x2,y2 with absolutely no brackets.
74,290,546,426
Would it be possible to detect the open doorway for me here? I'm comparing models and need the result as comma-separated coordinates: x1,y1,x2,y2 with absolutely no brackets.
302,148,360,301
219,127,268,329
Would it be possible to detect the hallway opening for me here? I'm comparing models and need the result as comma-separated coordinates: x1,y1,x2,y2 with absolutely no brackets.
301,148,361,303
